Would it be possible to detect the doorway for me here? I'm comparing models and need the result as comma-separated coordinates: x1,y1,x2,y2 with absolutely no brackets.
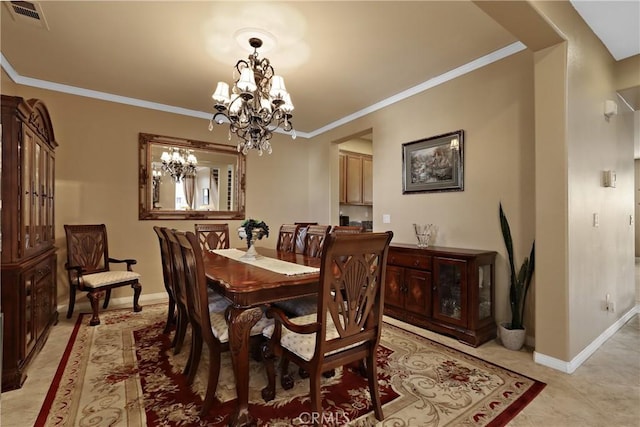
337,132,373,231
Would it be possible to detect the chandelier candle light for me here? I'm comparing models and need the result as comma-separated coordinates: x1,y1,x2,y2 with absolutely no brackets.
210,37,295,156
160,147,197,183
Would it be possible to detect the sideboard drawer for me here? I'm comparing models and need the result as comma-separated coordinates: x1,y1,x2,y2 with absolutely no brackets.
388,252,431,270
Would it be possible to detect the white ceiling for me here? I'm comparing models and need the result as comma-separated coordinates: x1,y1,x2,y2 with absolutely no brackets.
1,1,637,140
570,0,640,61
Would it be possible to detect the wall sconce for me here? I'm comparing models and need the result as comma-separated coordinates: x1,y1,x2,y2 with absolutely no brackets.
604,100,617,121
602,170,616,188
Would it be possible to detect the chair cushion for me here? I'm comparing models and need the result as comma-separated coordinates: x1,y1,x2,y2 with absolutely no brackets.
262,313,364,361
83,271,141,288
209,307,273,344
207,288,231,313
273,295,317,317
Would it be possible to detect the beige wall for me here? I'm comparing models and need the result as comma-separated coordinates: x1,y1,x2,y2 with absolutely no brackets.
473,0,636,366
636,160,640,256
311,50,537,332
533,42,571,360
616,55,640,91
534,2,635,361
565,11,635,360
339,138,372,155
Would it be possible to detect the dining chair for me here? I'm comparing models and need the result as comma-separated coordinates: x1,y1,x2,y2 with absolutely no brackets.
163,228,191,355
261,231,394,425
294,222,318,254
64,224,142,326
273,224,332,318
303,224,332,257
172,229,273,416
331,225,365,233
153,226,177,335
276,224,301,252
194,223,230,251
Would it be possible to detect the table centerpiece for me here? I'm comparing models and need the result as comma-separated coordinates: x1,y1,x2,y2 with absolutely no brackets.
238,219,269,260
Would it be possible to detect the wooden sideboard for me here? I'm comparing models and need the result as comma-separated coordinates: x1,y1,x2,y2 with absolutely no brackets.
1,95,59,391
384,243,497,347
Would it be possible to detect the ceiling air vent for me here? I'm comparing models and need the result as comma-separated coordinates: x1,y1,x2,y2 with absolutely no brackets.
5,1,49,30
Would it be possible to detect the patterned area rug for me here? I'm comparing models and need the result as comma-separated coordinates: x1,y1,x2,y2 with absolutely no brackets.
35,304,544,426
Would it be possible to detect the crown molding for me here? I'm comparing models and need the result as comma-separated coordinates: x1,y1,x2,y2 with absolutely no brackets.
2,42,525,139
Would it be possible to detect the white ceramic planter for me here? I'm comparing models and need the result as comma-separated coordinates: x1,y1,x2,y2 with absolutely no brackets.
499,322,526,351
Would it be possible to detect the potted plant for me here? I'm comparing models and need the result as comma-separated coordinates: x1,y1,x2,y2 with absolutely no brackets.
498,203,535,350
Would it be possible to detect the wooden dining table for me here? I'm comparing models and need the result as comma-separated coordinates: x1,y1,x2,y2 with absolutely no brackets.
203,247,321,427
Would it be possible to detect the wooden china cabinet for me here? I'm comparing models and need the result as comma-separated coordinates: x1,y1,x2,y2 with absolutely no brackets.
1,95,59,391
384,243,497,347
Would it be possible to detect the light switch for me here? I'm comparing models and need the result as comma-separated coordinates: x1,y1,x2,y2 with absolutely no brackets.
382,214,391,224
593,213,599,227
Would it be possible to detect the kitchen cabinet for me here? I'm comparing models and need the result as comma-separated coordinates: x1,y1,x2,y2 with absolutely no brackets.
384,244,496,347
362,156,373,204
1,95,59,391
339,152,346,203
340,150,372,206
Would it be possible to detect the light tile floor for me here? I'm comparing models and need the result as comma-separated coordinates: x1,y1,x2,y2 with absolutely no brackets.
1,299,639,426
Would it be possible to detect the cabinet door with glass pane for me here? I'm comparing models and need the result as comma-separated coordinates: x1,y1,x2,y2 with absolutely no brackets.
432,257,468,327
20,126,35,258
20,127,54,259
469,255,496,334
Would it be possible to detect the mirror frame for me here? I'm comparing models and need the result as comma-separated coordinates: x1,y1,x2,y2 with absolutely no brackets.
138,132,246,220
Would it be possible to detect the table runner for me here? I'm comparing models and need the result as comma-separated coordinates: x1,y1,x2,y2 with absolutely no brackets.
211,248,320,276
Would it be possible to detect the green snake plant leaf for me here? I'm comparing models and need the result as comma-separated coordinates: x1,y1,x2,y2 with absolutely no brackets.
499,203,535,330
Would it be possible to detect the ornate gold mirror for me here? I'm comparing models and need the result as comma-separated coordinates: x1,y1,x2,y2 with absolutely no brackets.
138,133,245,220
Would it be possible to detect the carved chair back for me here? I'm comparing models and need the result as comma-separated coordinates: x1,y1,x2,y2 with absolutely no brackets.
153,226,175,300
64,224,110,274
294,222,318,254
175,230,213,337
303,225,332,258
276,224,300,253
164,228,191,343
153,226,177,333
194,223,230,251
330,225,365,234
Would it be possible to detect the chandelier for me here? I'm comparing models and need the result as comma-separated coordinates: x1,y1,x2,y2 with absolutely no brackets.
209,37,296,156
160,148,197,183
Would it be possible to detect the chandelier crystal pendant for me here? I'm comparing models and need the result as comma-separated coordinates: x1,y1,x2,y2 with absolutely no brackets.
209,37,296,156
160,147,197,183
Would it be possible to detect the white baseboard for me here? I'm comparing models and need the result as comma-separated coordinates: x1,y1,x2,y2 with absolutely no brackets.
534,304,640,373
57,292,168,315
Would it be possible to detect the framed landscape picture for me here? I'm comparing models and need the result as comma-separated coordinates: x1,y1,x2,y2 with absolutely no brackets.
402,130,464,194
